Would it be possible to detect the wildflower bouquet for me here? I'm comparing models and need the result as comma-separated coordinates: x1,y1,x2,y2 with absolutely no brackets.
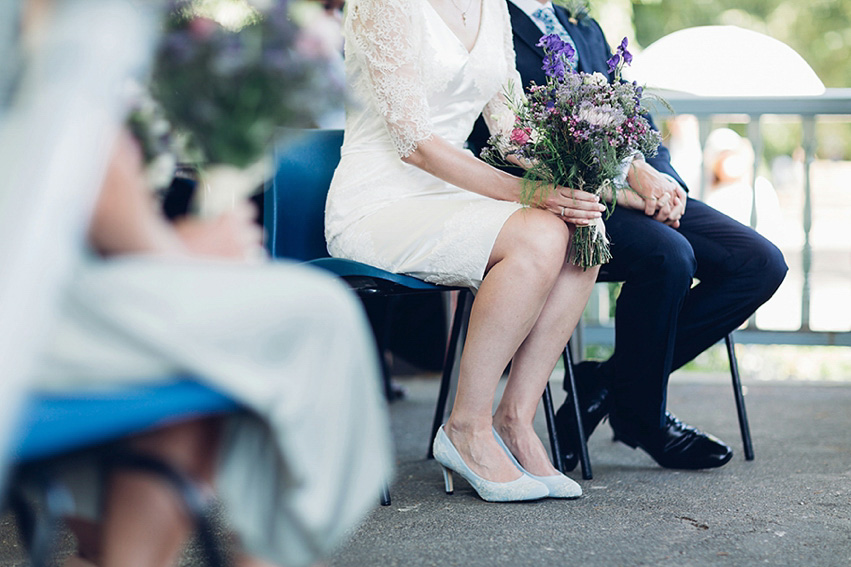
150,0,345,216
483,36,662,268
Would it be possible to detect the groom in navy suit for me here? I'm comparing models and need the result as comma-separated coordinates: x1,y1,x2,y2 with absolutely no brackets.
470,0,788,470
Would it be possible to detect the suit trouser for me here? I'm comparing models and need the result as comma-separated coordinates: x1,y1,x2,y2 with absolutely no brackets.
566,198,788,428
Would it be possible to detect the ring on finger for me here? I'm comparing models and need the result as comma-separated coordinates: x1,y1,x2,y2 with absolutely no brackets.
560,206,565,216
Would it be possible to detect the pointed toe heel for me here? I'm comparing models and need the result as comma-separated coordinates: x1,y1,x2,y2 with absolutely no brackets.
492,428,582,499
432,426,548,503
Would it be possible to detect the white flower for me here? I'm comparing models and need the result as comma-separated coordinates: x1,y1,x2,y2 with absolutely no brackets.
583,72,608,86
146,153,177,191
576,102,625,128
577,104,613,127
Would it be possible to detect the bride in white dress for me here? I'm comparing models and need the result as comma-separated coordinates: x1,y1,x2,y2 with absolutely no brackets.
326,0,604,501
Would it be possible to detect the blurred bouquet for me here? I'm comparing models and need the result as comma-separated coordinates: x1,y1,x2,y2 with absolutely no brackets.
126,84,181,192
148,0,345,216
483,36,662,268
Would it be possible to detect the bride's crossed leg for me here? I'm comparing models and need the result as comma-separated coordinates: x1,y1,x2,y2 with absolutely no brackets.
444,208,599,483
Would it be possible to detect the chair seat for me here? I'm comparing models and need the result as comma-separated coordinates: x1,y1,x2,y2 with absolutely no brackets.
11,379,240,463
308,257,467,296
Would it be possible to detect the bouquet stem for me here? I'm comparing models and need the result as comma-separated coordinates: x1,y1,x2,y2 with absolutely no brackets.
569,224,611,270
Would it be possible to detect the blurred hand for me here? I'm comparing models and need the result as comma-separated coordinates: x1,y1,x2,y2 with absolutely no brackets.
623,158,686,228
174,201,266,262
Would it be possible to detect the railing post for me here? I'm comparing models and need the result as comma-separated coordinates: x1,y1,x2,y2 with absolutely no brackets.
697,116,713,200
745,117,764,329
801,115,816,332
746,117,763,230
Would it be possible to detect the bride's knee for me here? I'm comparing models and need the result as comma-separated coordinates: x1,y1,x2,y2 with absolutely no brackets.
501,210,570,272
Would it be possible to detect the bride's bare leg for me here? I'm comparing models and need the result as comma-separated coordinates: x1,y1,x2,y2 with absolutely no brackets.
445,209,570,483
494,237,599,477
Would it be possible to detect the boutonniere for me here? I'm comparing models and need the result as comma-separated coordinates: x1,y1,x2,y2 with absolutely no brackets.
554,0,590,24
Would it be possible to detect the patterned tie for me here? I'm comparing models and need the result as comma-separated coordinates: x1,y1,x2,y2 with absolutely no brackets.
532,6,579,67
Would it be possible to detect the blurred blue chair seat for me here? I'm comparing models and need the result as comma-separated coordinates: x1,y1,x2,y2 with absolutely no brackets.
6,378,240,567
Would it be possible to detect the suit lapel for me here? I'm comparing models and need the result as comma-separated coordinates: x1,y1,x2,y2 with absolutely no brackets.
507,1,547,59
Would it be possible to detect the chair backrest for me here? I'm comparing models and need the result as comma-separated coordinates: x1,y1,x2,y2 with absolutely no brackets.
264,129,344,261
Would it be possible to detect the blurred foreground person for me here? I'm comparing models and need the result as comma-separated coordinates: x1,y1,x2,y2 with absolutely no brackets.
7,1,391,566
32,130,391,567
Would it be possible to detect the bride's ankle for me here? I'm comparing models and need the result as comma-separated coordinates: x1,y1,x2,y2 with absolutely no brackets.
445,416,493,440
492,414,534,440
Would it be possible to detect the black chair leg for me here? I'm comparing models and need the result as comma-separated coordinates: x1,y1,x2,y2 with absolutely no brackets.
725,333,754,461
542,383,565,473
9,474,72,567
428,290,471,459
563,343,592,480
380,482,392,506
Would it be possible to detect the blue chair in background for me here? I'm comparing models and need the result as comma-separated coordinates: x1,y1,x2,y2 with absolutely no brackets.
5,379,240,567
264,129,573,501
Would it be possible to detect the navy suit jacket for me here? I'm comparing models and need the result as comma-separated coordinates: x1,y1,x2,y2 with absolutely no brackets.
469,1,686,189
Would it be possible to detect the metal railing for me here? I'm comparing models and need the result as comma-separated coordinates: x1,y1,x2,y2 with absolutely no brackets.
580,88,851,348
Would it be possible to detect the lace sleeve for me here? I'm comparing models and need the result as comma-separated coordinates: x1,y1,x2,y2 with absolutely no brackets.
482,1,525,140
347,0,433,157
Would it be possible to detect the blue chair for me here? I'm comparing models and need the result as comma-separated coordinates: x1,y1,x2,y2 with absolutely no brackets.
264,129,572,501
6,379,240,567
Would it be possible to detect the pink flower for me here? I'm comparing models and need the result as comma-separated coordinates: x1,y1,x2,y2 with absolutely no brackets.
510,128,532,145
188,17,219,40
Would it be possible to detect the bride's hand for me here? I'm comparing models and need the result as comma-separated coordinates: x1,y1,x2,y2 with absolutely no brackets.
542,187,606,226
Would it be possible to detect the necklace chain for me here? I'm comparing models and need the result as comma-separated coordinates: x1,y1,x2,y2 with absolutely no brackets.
448,0,475,26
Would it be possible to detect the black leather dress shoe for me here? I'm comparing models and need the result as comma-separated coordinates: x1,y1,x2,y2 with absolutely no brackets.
554,361,611,471
610,411,733,470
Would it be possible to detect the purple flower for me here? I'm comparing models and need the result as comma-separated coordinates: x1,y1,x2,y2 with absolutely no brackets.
542,53,568,80
606,37,634,78
617,38,632,64
538,33,576,81
606,53,620,75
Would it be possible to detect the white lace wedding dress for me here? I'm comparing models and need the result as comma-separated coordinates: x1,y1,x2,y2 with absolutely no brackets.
326,0,525,289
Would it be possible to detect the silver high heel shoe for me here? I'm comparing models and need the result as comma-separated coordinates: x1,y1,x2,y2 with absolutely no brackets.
492,427,582,499
432,425,548,502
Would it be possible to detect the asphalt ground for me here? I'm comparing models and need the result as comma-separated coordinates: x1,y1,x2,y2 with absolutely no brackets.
2,371,850,567
326,373,851,567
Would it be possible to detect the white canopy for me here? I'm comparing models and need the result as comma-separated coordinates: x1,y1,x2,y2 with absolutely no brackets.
625,25,825,97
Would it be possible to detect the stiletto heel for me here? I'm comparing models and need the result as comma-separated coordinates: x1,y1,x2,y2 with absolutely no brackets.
432,425,548,502
492,428,582,499
440,465,454,494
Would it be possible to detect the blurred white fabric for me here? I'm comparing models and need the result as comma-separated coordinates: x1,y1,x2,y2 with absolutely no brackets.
625,25,825,97
0,0,157,484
